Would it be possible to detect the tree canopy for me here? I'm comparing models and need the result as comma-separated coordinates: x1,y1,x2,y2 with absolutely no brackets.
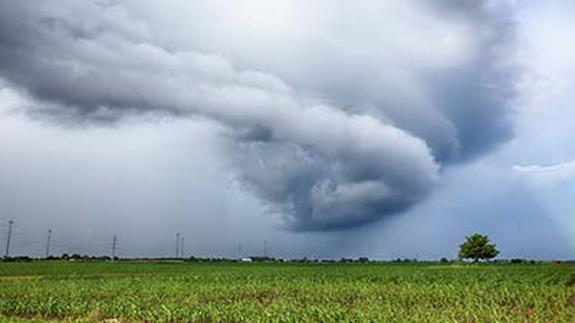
458,234,499,262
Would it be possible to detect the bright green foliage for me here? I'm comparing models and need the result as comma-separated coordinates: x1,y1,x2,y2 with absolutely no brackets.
459,233,500,262
0,261,573,322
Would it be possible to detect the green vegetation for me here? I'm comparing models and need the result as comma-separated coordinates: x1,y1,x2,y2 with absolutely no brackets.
0,261,573,322
459,233,500,262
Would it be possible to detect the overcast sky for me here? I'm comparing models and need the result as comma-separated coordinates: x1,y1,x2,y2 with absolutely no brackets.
0,0,573,259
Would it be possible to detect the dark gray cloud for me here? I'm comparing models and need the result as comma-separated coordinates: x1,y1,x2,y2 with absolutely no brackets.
0,0,518,231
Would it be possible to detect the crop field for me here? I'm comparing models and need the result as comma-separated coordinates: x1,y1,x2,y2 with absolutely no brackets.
0,261,574,322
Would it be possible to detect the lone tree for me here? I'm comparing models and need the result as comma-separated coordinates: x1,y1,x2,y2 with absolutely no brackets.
458,233,499,262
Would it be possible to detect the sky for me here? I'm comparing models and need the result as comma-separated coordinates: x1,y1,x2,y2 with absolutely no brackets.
0,0,573,259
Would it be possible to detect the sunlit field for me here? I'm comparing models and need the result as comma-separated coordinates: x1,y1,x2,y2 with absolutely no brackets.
0,261,574,322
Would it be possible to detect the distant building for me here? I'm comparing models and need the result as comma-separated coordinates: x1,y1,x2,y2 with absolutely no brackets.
241,257,252,262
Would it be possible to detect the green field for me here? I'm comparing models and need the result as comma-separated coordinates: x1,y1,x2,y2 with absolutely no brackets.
0,261,574,322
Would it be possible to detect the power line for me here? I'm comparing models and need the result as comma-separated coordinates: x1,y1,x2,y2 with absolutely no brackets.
4,220,13,257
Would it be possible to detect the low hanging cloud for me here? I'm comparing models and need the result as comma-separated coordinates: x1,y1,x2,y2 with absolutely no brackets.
513,162,575,186
0,0,519,230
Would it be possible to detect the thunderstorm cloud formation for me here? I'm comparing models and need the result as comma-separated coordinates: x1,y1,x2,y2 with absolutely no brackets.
0,0,518,231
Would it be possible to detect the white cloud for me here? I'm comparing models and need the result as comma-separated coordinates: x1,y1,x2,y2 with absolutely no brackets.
513,161,575,185
516,1,575,111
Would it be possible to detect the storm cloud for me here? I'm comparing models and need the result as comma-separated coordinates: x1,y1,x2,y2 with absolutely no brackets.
0,0,518,230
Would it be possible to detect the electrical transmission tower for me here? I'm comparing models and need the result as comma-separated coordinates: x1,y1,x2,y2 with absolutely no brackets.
175,232,180,258
4,220,13,258
45,229,52,258
111,234,118,261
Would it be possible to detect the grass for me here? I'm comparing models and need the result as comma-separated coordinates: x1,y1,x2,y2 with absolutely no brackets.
0,261,573,322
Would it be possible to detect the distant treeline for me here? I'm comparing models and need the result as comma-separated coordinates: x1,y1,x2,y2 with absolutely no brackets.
1,254,573,265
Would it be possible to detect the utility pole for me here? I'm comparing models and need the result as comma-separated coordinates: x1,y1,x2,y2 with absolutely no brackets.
111,234,118,261
45,229,52,258
4,220,13,258
175,232,180,258
180,236,185,258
